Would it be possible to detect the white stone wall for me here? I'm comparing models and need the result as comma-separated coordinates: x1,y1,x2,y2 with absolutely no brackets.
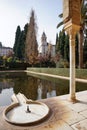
0,47,13,56
41,32,55,57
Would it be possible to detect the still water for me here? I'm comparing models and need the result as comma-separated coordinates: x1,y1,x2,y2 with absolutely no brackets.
0,71,87,106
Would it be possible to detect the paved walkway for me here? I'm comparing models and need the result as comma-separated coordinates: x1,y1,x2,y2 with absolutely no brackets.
0,91,87,130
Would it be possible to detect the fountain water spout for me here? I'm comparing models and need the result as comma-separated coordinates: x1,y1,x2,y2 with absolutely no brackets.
26,105,31,113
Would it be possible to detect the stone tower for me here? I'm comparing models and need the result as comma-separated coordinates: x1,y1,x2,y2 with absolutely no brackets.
41,32,47,45
41,32,48,56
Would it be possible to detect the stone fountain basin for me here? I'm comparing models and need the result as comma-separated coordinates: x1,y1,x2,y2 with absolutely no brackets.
3,93,50,125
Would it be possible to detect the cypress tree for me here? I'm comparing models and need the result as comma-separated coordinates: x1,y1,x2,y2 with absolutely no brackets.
59,30,65,58
58,31,62,54
75,34,79,66
24,23,28,41
16,31,25,60
83,38,87,63
23,23,29,59
55,33,59,53
13,26,21,58
25,10,38,65
13,24,29,60
64,35,69,61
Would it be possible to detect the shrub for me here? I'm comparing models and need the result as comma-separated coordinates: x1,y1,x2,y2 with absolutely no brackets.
6,62,30,70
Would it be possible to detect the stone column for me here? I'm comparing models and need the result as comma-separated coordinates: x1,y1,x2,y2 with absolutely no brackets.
69,31,76,101
63,0,81,102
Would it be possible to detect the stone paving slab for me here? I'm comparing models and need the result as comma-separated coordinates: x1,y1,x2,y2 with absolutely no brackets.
76,90,87,96
40,120,74,130
71,119,87,130
61,110,85,125
68,102,87,112
80,110,87,118
0,91,87,130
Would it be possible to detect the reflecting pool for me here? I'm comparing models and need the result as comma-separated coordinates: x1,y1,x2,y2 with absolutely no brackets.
0,71,87,106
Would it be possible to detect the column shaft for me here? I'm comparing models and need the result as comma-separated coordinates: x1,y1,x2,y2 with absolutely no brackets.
69,34,76,101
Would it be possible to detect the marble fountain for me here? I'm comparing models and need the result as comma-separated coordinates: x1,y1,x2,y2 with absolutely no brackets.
3,93,50,125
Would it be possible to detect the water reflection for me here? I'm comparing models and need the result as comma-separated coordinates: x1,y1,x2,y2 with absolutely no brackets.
0,72,58,106
0,88,13,106
13,76,38,100
0,79,14,93
37,79,56,99
0,72,87,106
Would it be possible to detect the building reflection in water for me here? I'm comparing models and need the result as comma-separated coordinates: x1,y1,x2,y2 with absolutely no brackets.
0,79,14,93
37,79,43,99
0,78,14,106
37,79,56,99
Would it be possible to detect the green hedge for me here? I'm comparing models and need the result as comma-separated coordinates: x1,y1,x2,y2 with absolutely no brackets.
27,68,87,79
0,62,30,70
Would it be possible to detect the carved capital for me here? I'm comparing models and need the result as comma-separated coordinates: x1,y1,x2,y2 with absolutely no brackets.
69,29,76,38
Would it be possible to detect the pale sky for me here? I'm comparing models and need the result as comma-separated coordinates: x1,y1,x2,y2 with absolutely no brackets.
0,0,63,48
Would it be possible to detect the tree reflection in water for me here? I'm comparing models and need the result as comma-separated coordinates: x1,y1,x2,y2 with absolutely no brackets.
0,72,87,106
13,76,38,100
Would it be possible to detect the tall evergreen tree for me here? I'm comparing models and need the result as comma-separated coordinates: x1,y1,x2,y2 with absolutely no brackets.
13,26,21,57
24,23,28,41
83,38,87,63
56,30,67,59
59,30,65,59
55,33,59,53
25,10,38,65
57,31,62,54
13,24,28,60
16,31,25,60
75,34,79,66
64,35,69,61
22,23,29,59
